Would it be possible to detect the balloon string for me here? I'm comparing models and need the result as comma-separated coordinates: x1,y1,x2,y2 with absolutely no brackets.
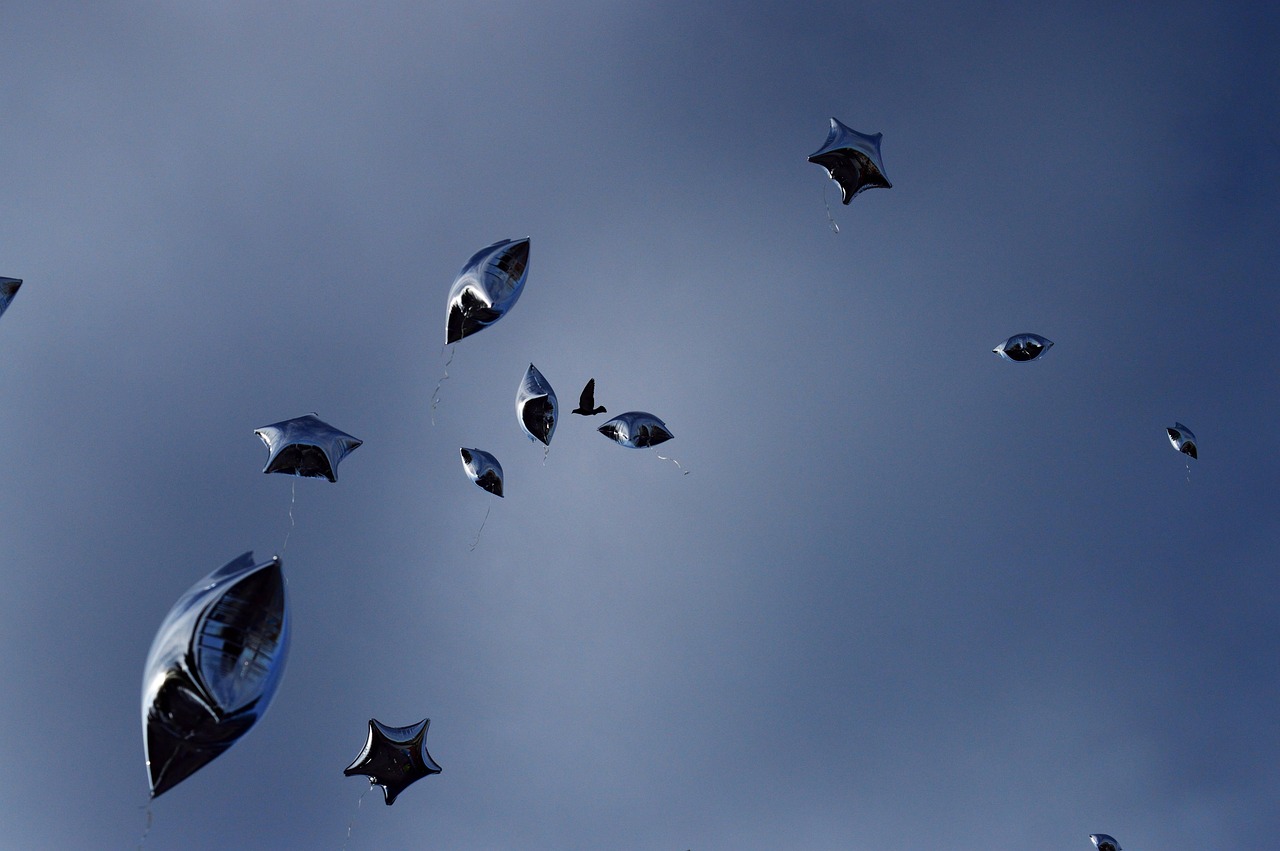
281,480,296,555
823,182,840,234
656,453,689,475
137,802,153,850
342,783,373,851
542,444,550,466
430,344,457,425
469,504,492,552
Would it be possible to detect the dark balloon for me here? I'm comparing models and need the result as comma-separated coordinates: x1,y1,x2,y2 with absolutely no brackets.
993,333,1054,362
254,414,363,482
445,238,530,344
0,277,21,321
807,118,892,204
1167,422,1197,459
516,363,558,446
344,718,442,805
460,447,504,497
1090,834,1121,851
571,378,606,416
597,411,673,449
141,552,290,798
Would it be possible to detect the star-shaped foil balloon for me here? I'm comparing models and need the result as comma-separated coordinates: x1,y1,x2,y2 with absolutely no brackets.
807,117,892,204
0,277,22,322
344,718,442,805
254,414,363,482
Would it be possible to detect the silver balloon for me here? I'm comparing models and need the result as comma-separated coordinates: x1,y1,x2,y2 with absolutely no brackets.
1090,834,1121,851
460,447,504,497
141,552,289,798
807,118,892,204
1167,422,1197,459
516,363,557,446
344,718,442,805
993,333,1054,362
0,277,21,321
445,238,530,344
597,411,674,449
254,414,363,482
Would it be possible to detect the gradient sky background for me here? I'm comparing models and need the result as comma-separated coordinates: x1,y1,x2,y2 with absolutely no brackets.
1,3,1277,849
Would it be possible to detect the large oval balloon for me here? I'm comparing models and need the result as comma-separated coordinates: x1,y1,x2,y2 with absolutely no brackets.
993,333,1053,362
445,238,530,344
141,552,290,798
460,447,504,497
0,277,21,321
598,411,674,449
516,363,557,446
807,118,892,204
1167,422,1197,459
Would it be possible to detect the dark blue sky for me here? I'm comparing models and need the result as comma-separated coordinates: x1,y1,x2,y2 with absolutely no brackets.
0,3,1276,849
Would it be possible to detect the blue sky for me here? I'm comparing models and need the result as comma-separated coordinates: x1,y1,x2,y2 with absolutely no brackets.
0,3,1277,849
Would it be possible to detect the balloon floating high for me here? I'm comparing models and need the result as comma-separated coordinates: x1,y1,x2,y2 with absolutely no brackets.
445,238,530,344
598,411,674,449
993,333,1054,362
516,363,558,446
808,118,892,204
571,378,607,416
460,447,504,497
1090,834,1121,851
255,414,363,482
0,277,21,321
344,718,442,805
141,552,289,798
1167,422,1197,459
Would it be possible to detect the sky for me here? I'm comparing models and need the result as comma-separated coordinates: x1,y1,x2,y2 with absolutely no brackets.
0,2,1277,849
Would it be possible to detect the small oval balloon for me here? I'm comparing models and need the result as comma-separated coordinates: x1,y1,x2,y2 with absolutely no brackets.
1167,422,1197,459
460,447,504,497
141,552,289,798
344,718,442,805
993,333,1054,362
1090,834,1121,851
598,411,674,448
807,118,892,204
0,277,21,321
445,238,530,345
516,363,557,446
254,414,363,482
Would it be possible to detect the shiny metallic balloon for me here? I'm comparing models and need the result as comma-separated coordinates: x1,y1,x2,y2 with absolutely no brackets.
460,447,504,497
141,552,289,798
516,363,557,446
254,414,363,482
0,277,21,321
1090,834,1121,851
1167,422,1197,459
344,718,442,805
993,333,1054,362
807,118,892,204
597,411,674,449
445,238,530,345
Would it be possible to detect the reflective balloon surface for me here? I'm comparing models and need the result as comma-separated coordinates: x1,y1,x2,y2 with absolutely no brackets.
807,118,892,204
460,447,504,497
344,718,442,805
516,363,558,446
445,238,530,344
0,277,21,321
254,414,363,482
597,411,674,448
1167,422,1197,459
141,552,290,798
993,333,1054,362
1090,834,1121,851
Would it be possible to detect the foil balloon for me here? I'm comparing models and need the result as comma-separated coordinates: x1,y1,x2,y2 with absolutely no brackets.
516,363,558,446
993,333,1054,362
460,447,504,497
1167,422,1197,459
807,118,892,204
344,718,442,805
598,411,674,449
445,238,530,345
0,277,21,321
141,552,289,798
1090,834,1121,851
254,414,363,482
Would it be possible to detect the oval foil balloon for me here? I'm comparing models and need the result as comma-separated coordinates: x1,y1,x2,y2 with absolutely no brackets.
807,118,892,204
141,552,290,798
1090,835,1121,851
0,277,21,322
993,333,1054,362
597,411,674,449
1167,422,1197,459
516,363,557,446
445,238,530,344
460,447,504,497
